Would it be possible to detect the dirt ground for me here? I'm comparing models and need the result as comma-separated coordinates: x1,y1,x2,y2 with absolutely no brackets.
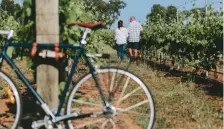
0,59,223,129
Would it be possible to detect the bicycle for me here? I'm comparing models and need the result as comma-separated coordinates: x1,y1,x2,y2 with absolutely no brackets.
0,21,155,129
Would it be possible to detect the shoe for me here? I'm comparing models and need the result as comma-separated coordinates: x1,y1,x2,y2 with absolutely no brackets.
120,59,124,64
129,56,134,63
129,56,132,63
136,57,140,65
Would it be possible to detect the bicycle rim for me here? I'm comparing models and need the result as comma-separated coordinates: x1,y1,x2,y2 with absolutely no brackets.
66,67,155,129
0,71,22,129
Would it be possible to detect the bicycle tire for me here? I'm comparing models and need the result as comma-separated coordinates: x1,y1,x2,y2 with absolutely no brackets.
66,67,155,129
0,71,23,129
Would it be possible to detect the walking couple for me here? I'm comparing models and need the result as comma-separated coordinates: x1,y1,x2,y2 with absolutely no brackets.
114,16,143,63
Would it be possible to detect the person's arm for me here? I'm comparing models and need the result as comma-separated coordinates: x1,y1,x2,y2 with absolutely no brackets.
139,23,143,36
127,24,131,34
125,28,128,38
115,29,117,41
139,23,143,31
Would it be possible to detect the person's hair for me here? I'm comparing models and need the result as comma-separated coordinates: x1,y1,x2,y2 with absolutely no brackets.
118,20,123,29
130,16,135,21
130,16,135,19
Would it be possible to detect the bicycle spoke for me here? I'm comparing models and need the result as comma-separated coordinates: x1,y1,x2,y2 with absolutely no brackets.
98,73,109,93
71,107,102,112
117,86,142,104
116,100,149,112
109,72,116,93
114,116,142,129
116,77,130,107
109,119,116,129
101,119,116,129
0,114,16,129
74,118,106,129
72,99,103,108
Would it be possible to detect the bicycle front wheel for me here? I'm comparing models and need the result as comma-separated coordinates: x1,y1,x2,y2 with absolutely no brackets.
66,67,155,129
0,71,22,129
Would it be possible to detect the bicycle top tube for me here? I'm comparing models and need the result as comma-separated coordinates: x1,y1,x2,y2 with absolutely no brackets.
7,42,80,48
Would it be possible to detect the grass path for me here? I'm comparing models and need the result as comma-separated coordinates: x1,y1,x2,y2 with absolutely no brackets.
107,59,223,129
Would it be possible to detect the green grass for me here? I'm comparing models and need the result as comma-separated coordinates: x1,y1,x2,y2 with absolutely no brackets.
107,61,223,129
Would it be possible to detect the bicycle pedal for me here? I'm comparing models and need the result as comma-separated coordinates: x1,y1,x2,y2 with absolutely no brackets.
31,121,45,129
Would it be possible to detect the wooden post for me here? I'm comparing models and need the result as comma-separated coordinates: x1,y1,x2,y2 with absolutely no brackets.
35,0,59,109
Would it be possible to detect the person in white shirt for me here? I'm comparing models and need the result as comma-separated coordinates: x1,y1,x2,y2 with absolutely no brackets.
127,16,143,62
115,20,128,62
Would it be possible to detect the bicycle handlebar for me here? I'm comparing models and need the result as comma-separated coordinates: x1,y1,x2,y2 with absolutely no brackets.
0,30,14,40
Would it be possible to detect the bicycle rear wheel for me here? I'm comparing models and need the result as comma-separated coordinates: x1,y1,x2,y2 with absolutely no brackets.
0,71,22,129
66,67,155,129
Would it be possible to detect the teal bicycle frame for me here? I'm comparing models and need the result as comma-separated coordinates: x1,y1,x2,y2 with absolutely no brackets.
0,30,108,122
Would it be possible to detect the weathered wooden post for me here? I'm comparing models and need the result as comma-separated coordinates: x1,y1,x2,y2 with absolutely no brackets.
35,0,59,109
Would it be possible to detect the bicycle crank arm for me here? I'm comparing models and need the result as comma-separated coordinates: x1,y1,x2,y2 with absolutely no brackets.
54,113,78,122
54,112,103,123
31,121,55,129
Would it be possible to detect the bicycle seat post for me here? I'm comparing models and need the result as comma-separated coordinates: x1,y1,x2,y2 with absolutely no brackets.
80,28,91,45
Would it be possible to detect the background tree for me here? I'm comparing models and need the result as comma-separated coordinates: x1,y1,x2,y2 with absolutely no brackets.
189,7,205,19
165,5,177,23
147,4,166,23
1,0,21,16
83,0,126,28
15,0,36,42
59,0,94,43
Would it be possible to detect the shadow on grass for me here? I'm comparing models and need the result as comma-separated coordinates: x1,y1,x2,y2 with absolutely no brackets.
142,59,223,98
194,77,223,97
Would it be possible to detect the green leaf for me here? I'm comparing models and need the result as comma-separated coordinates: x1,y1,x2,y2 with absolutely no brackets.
26,7,31,17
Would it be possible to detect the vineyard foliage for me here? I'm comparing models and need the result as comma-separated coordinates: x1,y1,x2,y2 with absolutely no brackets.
142,5,223,70
0,0,123,54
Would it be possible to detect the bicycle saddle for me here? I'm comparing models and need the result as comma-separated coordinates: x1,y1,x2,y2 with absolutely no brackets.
67,21,104,29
